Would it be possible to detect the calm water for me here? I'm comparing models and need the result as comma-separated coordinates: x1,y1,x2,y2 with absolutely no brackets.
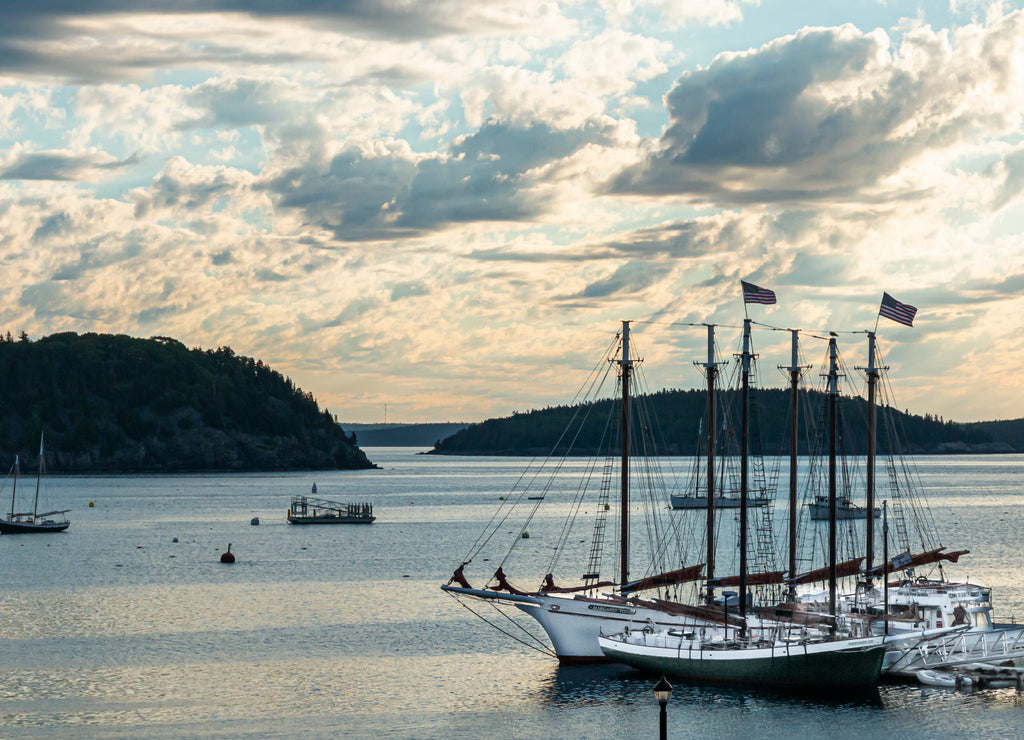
3,449,1024,738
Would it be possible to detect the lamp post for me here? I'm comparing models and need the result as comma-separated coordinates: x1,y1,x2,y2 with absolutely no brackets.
653,675,672,740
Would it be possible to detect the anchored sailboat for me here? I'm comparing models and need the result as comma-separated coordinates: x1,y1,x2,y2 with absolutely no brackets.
0,434,70,535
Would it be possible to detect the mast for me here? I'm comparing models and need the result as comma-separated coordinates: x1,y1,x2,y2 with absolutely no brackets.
883,500,890,636
32,433,44,523
702,324,719,602
858,332,884,576
783,330,804,601
619,321,633,587
8,454,18,519
738,319,752,620
827,334,840,627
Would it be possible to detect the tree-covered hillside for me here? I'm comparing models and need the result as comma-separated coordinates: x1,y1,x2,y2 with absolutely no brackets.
0,332,374,472
431,387,1008,456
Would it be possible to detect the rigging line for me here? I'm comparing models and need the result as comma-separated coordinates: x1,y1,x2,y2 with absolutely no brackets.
546,396,618,576
749,319,873,338
634,319,747,331
537,347,619,554
631,390,674,576
633,371,694,574
444,591,552,652
543,331,629,577
444,593,556,658
872,339,942,551
470,333,620,566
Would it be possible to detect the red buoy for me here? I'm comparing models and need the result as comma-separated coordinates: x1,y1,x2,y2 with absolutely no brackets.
220,544,235,563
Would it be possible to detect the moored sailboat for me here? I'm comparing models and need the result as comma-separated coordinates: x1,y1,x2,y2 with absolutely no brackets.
597,316,888,688
441,292,889,667
442,320,723,663
807,495,879,520
0,435,70,534
789,309,1024,676
598,628,886,690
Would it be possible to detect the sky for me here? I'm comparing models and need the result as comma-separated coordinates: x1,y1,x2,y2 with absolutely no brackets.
2,1,1024,424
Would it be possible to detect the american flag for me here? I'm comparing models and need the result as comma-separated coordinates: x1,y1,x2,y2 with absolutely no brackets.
879,292,917,327
741,280,776,305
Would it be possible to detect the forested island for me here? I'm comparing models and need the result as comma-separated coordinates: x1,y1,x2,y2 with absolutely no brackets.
431,388,1023,456
0,332,374,473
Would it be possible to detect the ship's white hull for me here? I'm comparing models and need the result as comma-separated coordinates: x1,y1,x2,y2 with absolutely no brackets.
443,586,763,663
517,594,699,663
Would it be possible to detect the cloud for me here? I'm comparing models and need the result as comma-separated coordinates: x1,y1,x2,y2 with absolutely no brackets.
133,156,257,217
576,260,673,299
261,119,622,240
988,145,1024,211
0,2,573,81
390,281,429,300
0,147,138,181
182,76,298,129
611,15,1024,205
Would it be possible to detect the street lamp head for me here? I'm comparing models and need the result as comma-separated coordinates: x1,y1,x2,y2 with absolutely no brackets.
653,675,673,706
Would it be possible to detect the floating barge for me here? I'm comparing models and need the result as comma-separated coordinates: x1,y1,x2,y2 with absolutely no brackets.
287,495,375,524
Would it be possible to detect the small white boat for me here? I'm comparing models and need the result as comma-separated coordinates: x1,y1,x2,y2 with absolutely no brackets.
807,495,879,520
916,668,969,688
916,663,1023,689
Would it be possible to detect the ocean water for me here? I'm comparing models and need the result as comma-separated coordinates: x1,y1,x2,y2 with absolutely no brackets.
2,449,1024,738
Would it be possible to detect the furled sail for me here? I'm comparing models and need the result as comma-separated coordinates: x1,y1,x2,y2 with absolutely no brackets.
541,573,614,593
619,564,705,595
865,547,970,578
709,570,787,587
790,557,864,586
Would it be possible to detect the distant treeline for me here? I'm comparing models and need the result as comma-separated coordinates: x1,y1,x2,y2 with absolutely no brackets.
0,332,375,472
431,387,1016,456
343,423,470,447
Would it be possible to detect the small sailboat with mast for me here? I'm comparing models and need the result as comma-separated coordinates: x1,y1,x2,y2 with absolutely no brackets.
0,434,70,535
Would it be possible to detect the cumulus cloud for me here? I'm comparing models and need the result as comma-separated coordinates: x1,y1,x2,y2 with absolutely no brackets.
132,156,258,217
611,15,1024,205
260,119,623,240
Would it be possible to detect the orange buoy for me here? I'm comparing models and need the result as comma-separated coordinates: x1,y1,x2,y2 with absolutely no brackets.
220,544,235,563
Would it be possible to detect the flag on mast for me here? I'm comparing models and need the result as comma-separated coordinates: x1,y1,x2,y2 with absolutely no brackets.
741,280,776,305
879,292,917,327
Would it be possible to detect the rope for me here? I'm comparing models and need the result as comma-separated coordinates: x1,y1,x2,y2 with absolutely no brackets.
444,591,556,658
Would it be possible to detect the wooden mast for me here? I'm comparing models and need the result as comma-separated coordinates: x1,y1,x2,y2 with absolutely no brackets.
738,319,752,621
32,433,44,524
783,330,804,601
827,334,840,628
619,320,633,587
703,324,719,603
8,455,17,520
859,332,883,576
